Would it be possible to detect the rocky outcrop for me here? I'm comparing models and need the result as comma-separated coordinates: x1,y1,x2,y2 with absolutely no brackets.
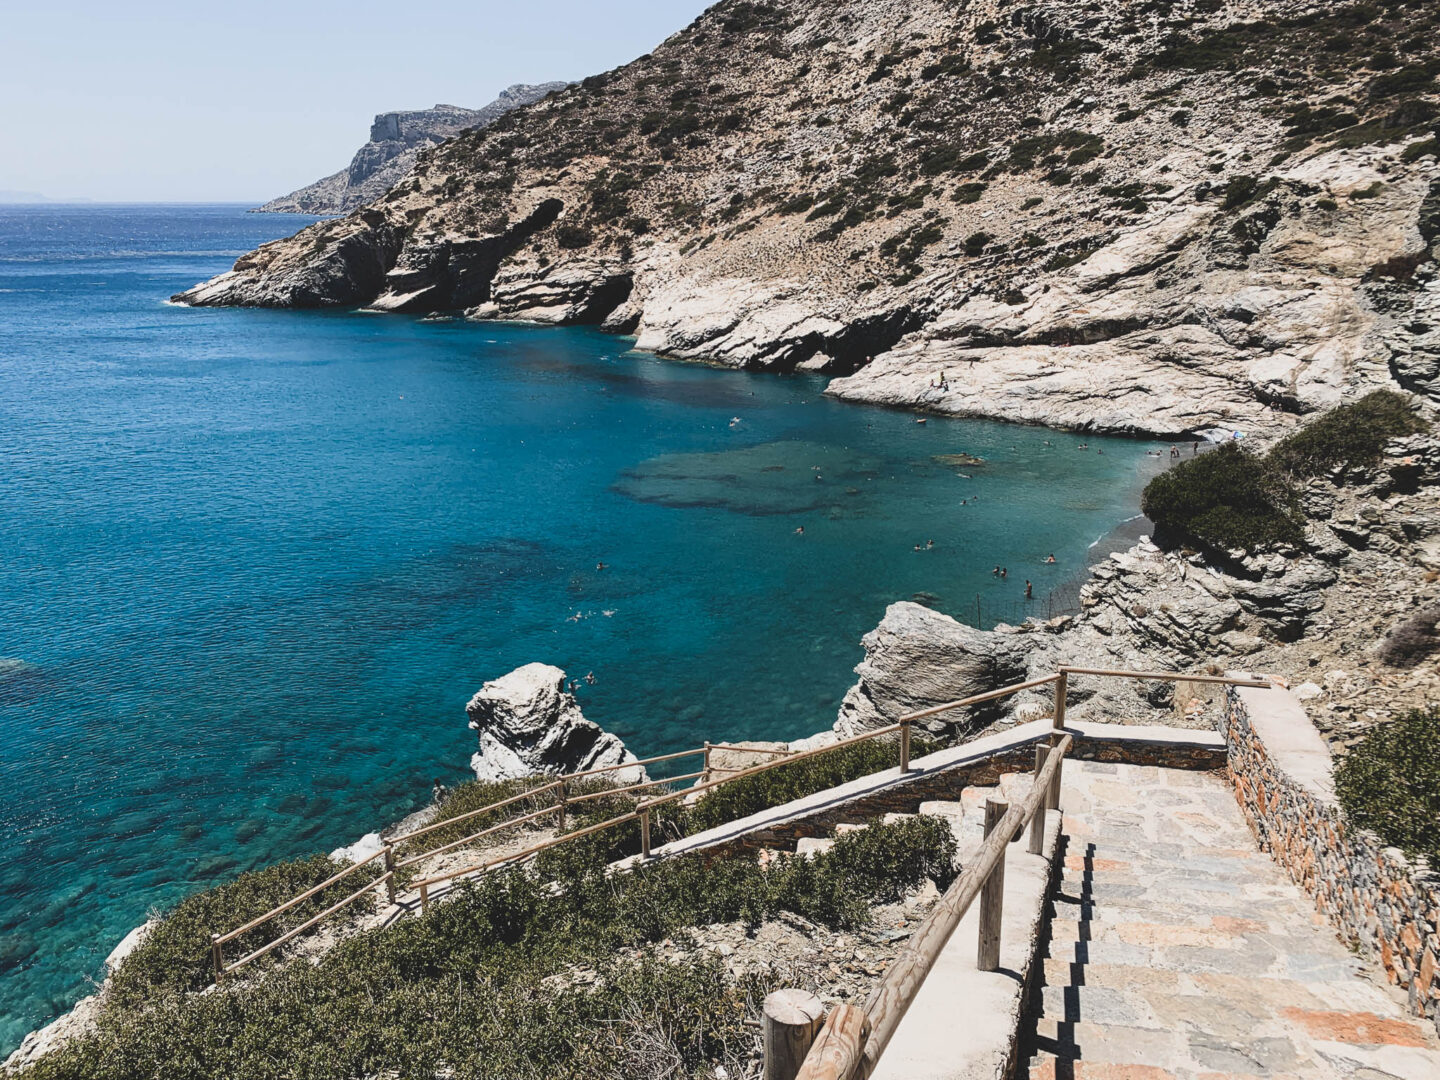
466,663,646,783
179,0,1440,435
835,602,1031,738
256,87,568,215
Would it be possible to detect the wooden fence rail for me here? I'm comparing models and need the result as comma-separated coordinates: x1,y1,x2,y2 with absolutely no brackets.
209,667,1272,985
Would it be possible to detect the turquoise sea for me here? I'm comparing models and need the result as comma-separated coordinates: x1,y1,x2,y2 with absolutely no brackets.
0,205,1166,1052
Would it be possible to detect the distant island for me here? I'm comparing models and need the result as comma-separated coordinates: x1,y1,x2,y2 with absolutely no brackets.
254,84,569,215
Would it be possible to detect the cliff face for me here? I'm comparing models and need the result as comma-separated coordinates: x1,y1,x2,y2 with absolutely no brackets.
185,0,1440,436
255,85,569,215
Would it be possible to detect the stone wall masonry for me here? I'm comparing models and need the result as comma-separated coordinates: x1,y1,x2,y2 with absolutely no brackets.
1223,680,1440,1030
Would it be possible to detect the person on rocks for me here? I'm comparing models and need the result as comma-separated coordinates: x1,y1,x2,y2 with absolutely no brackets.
432,778,448,805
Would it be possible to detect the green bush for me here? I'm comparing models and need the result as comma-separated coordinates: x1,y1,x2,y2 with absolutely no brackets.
1267,390,1427,477
1141,442,1304,552
1335,707,1440,865
31,817,956,1080
1143,392,1426,553
107,854,378,1006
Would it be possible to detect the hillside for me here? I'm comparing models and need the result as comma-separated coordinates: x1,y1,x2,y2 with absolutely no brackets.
254,85,568,214
179,0,1440,436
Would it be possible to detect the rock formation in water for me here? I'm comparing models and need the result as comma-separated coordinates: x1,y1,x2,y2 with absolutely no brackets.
834,425,1440,748
255,86,569,215
466,663,646,782
178,0,1440,436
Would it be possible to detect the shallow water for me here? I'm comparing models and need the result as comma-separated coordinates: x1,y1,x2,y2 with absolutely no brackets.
0,205,1166,1051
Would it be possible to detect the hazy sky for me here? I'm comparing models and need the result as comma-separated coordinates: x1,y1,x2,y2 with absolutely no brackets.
1,0,713,203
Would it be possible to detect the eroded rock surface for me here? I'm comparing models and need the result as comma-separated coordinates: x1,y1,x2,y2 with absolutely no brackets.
466,663,646,782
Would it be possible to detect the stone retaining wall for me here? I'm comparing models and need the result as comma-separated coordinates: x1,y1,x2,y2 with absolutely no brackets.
1223,682,1440,1029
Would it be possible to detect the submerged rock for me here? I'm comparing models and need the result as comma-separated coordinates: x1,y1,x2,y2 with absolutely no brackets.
466,663,646,783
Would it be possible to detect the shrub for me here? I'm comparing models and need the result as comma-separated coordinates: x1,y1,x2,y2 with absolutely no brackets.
1141,442,1304,552
1267,390,1427,478
555,224,594,248
952,181,988,204
1378,605,1440,668
1144,393,1427,554
107,854,378,1006
964,231,992,256
1335,707,1440,865
31,817,956,1080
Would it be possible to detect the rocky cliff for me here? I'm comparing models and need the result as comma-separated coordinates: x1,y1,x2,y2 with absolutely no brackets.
181,0,1440,436
255,85,568,215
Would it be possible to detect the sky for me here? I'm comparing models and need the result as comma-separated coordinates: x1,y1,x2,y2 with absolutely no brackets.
0,0,714,203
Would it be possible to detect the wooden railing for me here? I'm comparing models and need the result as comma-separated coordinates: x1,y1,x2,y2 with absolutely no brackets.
771,667,1271,1080
209,666,1270,985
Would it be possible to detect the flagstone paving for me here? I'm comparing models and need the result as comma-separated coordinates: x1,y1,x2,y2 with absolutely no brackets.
1024,760,1440,1080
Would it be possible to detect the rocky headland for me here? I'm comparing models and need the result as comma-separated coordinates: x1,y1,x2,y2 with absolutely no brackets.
180,0,1440,437
465,662,646,783
254,85,568,215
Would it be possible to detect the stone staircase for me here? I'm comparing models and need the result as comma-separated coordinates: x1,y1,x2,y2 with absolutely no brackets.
1021,760,1440,1080
785,771,1040,867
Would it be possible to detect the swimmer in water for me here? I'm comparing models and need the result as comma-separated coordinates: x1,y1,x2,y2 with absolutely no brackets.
1045,554,1056,564
795,526,805,535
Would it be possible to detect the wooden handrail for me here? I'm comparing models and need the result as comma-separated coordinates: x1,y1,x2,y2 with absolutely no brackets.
209,665,1273,986
795,733,1074,1080
221,870,394,977
410,807,644,894
393,802,563,869
215,846,389,945
562,769,708,806
387,779,564,847
706,742,798,756
637,724,905,814
894,672,1063,725
1058,666,1270,687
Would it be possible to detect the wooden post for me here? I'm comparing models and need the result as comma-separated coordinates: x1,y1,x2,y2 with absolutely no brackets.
1053,669,1068,730
794,1004,870,1080
383,843,397,905
557,780,568,831
704,741,712,780
1048,750,1064,812
211,934,224,985
1029,747,1049,855
640,809,652,859
899,719,911,773
978,798,1007,972
763,989,825,1080
419,882,429,915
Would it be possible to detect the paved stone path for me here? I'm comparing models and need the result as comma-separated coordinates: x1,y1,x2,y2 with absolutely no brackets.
1025,760,1440,1080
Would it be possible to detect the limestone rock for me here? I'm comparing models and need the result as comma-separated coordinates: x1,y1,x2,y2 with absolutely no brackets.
256,86,568,215
834,602,1030,738
466,663,645,783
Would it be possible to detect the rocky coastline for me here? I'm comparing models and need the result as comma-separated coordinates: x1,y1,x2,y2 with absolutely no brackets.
172,0,1439,438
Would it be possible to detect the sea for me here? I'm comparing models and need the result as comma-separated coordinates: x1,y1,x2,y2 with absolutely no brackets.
0,203,1167,1052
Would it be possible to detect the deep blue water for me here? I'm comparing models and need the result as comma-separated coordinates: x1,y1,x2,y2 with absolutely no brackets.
0,204,1166,1051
